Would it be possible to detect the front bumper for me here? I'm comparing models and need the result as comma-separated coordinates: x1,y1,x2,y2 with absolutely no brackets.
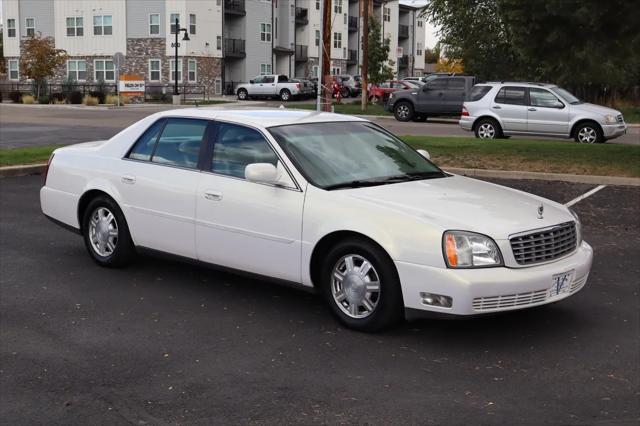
396,241,593,316
459,116,474,131
602,123,627,140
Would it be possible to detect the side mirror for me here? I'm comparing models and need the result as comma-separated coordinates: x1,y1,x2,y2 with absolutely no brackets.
250,79,254,84
417,149,431,160
554,101,565,109
245,163,278,184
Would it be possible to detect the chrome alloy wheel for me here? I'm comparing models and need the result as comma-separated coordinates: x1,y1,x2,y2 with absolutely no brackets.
89,207,118,257
478,123,496,139
331,254,381,319
577,126,597,143
396,104,410,120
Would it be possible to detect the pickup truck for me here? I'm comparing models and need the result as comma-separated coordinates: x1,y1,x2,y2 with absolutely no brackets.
385,75,476,122
236,75,302,101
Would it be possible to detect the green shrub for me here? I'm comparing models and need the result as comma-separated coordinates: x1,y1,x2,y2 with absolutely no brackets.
38,95,50,104
68,91,83,104
51,93,66,102
89,91,106,104
9,91,22,103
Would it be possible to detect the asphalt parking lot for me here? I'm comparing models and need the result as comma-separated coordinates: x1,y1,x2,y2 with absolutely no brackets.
1,175,638,425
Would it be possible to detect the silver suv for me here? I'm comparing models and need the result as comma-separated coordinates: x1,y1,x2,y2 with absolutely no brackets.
459,82,627,143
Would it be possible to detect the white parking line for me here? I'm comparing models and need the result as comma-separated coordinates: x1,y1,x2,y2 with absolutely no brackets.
565,185,607,207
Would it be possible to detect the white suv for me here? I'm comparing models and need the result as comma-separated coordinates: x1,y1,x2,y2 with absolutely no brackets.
459,82,627,143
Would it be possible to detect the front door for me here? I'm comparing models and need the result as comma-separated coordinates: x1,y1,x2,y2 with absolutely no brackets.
118,117,211,258
492,86,528,132
417,77,447,113
527,87,570,135
195,122,304,282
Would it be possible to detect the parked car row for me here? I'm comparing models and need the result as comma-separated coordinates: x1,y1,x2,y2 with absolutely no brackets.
236,74,362,101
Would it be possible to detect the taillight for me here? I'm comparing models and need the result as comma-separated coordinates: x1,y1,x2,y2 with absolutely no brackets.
43,153,55,185
461,106,469,116
296,83,300,90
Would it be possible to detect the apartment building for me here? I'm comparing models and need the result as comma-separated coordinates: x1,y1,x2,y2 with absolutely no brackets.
2,0,427,93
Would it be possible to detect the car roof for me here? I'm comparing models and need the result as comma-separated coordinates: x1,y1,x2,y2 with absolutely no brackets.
482,81,558,88
154,108,368,128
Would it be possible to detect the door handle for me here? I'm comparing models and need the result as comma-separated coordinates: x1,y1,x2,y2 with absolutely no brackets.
528,107,537,111
492,105,502,109
204,190,223,201
121,175,136,184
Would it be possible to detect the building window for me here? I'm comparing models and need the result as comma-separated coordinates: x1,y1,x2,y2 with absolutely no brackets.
170,59,182,82
333,32,342,49
170,13,180,34
343,47,347,58
93,15,113,36
7,19,16,37
344,13,347,25
216,35,222,50
383,7,390,22
149,59,161,81
67,60,87,81
331,67,341,75
334,0,342,14
291,4,294,16
315,30,320,47
260,23,272,42
94,59,115,81
25,18,35,37
8,60,19,80
149,14,160,35
260,63,272,75
315,0,320,10
188,59,197,82
189,14,196,35
416,42,423,56
417,20,423,28
66,17,83,37
215,78,222,95
275,18,278,39
312,65,319,77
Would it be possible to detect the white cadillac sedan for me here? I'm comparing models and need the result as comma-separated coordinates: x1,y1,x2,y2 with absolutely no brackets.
41,109,593,331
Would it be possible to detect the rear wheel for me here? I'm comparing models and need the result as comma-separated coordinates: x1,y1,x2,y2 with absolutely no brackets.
394,101,414,122
82,196,135,267
320,238,404,332
574,122,603,143
474,118,501,139
280,89,291,101
237,89,248,101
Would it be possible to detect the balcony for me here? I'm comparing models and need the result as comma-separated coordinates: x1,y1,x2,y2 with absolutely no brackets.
224,38,246,58
348,16,358,32
398,24,409,39
398,54,409,68
225,0,246,16
295,7,308,25
347,49,357,65
295,45,308,62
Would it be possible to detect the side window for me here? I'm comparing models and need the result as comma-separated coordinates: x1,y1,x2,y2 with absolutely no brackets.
128,120,164,161
448,78,465,90
151,118,209,168
263,76,275,84
529,88,563,108
253,76,264,84
494,86,526,105
211,123,278,179
469,85,492,101
427,78,447,90
393,82,405,89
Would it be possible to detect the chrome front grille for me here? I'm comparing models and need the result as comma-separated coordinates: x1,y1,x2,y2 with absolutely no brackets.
616,114,624,123
510,222,577,266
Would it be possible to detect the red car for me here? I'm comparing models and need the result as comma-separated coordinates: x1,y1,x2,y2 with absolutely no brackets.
368,80,419,103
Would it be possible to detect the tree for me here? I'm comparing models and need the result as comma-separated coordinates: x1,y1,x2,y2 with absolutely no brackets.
423,46,440,64
435,57,464,74
367,17,394,85
20,34,68,98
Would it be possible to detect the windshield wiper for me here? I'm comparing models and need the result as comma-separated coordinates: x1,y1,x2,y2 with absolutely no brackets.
405,171,446,180
324,172,443,190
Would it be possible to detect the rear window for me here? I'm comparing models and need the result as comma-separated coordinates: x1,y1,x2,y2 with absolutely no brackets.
469,85,492,101
495,86,526,105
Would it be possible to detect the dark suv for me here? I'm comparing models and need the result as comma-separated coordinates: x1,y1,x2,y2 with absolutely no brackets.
386,76,476,122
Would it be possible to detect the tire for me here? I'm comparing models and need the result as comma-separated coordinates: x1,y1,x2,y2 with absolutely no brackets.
320,238,404,332
574,122,603,144
412,114,428,122
341,88,350,98
82,196,135,267
280,89,291,101
237,89,248,101
394,101,414,122
474,118,502,139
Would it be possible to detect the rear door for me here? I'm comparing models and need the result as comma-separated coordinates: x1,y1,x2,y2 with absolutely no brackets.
416,77,447,113
527,87,570,135
444,77,467,113
492,86,528,132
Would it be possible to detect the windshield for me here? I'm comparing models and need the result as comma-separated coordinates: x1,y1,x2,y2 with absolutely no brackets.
268,122,446,190
550,87,581,104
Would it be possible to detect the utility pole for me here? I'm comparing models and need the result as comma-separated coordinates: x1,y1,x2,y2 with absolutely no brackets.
360,0,369,111
316,0,324,111
321,0,332,112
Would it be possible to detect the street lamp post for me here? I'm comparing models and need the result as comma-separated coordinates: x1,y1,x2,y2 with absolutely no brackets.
172,18,190,103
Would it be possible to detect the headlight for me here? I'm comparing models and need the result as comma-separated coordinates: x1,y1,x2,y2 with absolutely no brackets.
604,114,616,124
443,231,503,268
569,208,583,246
388,92,394,99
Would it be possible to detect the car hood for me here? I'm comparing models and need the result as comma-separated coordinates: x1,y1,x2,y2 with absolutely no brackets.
341,175,573,239
572,102,620,117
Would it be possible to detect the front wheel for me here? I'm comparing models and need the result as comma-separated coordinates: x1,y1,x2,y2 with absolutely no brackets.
280,89,291,101
575,122,603,143
82,196,135,267
237,89,248,101
394,101,414,122
320,238,404,332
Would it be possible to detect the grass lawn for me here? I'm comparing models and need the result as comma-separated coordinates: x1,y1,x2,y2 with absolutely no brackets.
1,137,638,178
402,136,640,178
293,102,391,116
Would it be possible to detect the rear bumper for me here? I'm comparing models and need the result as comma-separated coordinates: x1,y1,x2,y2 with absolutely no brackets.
396,241,593,316
602,123,627,140
459,116,474,131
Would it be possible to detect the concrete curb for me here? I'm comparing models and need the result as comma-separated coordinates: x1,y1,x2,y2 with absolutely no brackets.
2,162,639,186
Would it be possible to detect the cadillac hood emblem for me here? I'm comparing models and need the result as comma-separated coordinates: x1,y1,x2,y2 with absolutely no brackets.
537,203,544,219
